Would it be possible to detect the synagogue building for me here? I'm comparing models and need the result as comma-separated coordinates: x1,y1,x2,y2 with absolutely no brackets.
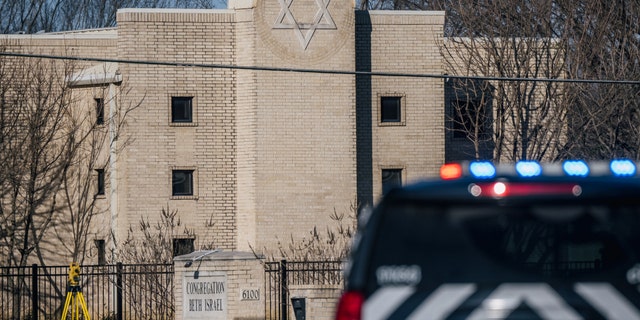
2,0,475,262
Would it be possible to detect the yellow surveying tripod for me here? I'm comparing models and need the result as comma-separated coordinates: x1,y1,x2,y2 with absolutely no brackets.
61,262,91,320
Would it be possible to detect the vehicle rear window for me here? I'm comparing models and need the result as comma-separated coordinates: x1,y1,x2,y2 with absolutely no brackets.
366,203,640,288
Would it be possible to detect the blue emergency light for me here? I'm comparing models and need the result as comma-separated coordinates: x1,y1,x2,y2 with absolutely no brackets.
610,159,636,177
563,160,589,177
516,161,542,177
469,161,496,179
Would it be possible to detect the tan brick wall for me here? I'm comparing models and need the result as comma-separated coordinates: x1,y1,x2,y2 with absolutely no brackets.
115,9,238,250
358,11,445,204
249,0,357,251
1,29,118,71
235,6,259,251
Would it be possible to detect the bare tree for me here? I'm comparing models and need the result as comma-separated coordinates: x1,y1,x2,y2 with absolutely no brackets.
255,202,358,262
113,206,215,318
0,0,224,34
558,0,640,160
357,0,443,11
361,0,640,161
118,206,216,264
0,52,80,269
0,55,140,265
0,45,144,320
443,0,568,161
447,78,495,159
0,48,83,317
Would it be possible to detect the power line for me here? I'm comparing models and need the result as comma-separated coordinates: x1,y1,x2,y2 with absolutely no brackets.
2,51,640,85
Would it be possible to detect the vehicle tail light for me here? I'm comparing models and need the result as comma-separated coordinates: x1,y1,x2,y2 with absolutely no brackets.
335,291,364,320
471,182,581,197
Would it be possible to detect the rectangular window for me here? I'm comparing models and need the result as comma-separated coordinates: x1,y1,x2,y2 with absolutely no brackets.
172,170,194,196
96,98,104,125
452,100,487,139
96,169,105,196
381,97,402,122
94,239,106,265
173,238,195,257
382,169,402,194
171,97,193,123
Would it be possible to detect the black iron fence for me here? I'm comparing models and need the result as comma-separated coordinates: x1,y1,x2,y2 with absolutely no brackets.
0,263,174,320
265,260,343,320
3,259,341,320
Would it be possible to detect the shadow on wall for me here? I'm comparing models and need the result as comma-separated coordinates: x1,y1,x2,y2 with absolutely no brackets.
356,11,373,209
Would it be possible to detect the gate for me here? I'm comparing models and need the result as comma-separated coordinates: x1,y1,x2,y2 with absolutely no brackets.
265,260,343,320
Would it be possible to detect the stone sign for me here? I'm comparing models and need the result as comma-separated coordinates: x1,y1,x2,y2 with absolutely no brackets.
183,272,228,320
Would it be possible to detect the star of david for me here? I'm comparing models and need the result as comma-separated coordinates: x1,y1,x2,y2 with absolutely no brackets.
273,0,336,50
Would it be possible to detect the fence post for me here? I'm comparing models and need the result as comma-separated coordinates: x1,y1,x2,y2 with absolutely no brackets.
116,262,123,320
31,264,38,320
280,260,288,320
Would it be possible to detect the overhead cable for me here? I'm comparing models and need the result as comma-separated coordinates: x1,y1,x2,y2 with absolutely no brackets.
2,51,640,85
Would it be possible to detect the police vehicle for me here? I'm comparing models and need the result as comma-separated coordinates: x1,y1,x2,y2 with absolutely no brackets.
336,160,640,320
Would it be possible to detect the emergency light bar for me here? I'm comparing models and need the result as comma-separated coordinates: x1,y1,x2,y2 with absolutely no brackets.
516,161,542,177
440,159,639,180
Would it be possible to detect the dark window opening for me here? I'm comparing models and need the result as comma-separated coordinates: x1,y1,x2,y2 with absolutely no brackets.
172,170,194,196
382,169,402,194
171,97,193,123
96,169,105,196
96,98,104,125
173,238,195,257
381,97,401,122
370,203,640,284
94,239,106,265
462,205,632,276
452,100,487,139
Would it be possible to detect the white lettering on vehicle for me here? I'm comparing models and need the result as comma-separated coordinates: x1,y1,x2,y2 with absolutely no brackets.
362,282,640,320
375,265,421,285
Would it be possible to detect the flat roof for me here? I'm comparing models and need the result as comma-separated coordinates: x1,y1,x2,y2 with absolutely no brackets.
117,8,234,14
1,28,117,39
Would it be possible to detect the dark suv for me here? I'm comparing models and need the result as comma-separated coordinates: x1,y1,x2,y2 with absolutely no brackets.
336,160,640,320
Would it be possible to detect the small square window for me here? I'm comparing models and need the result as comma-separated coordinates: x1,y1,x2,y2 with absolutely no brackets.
173,238,195,257
172,170,194,196
96,169,105,196
381,97,401,122
382,169,402,194
171,97,193,123
95,98,104,125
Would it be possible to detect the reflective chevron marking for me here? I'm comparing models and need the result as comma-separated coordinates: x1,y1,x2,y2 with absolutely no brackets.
407,283,476,320
363,286,415,320
467,283,582,320
362,283,640,320
575,283,640,320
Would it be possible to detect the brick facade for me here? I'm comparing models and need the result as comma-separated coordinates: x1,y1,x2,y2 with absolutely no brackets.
2,1,447,262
